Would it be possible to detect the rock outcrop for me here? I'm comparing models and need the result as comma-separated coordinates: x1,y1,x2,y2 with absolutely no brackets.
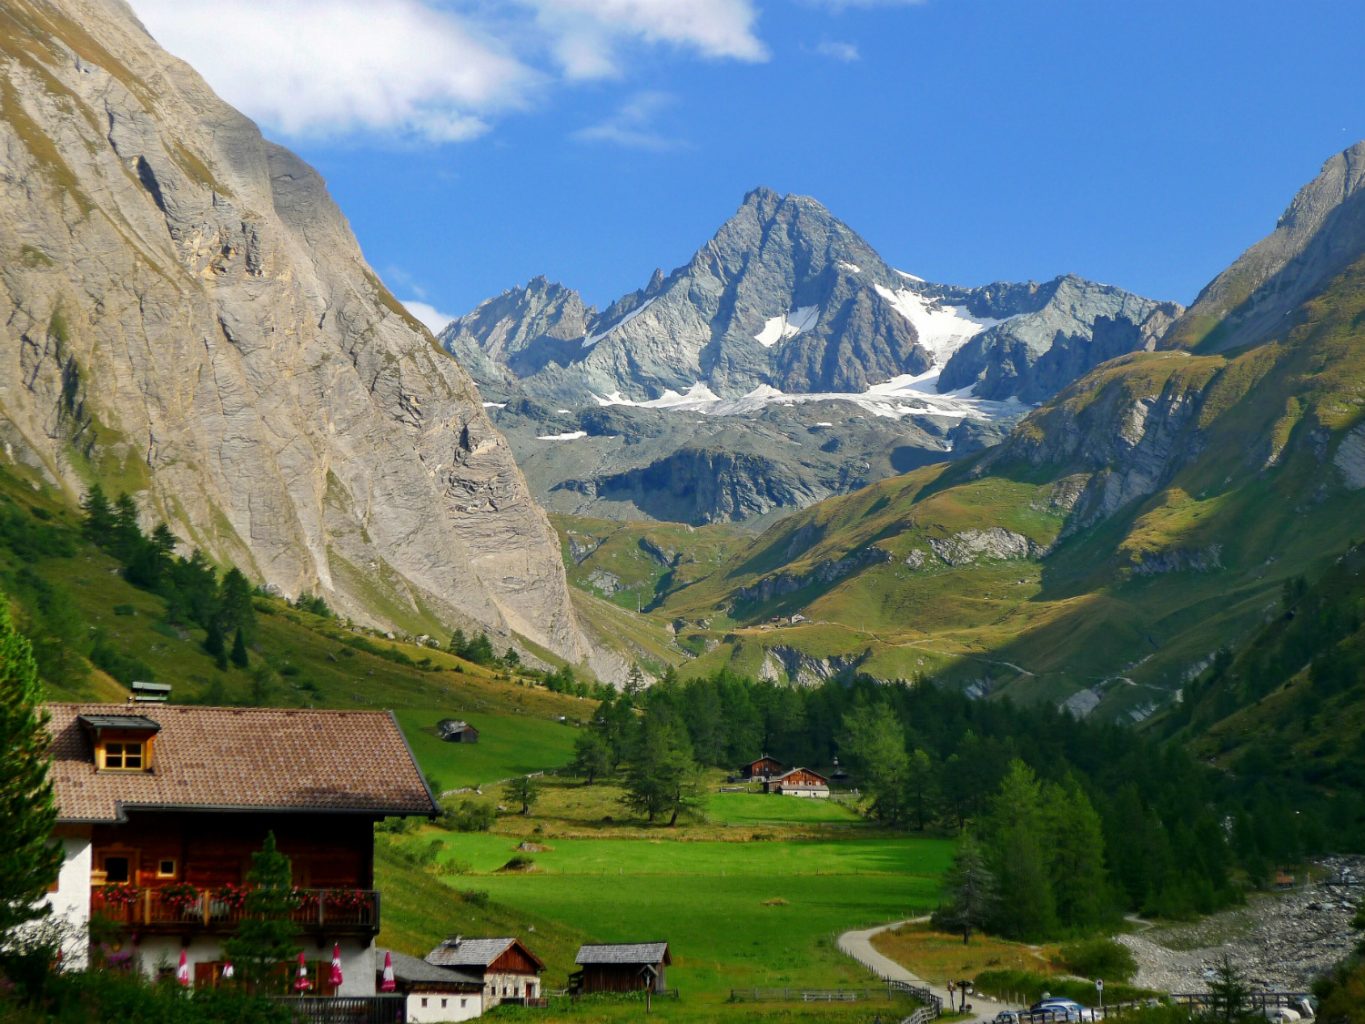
0,0,589,664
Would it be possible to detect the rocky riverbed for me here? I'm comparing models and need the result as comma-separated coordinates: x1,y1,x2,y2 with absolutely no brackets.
1117,857,1363,993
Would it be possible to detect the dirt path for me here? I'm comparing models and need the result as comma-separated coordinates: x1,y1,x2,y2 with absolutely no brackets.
837,917,1007,1021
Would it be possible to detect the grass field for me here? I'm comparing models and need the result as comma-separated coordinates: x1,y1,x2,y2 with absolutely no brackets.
382,781,953,1022
393,707,583,790
870,922,1059,987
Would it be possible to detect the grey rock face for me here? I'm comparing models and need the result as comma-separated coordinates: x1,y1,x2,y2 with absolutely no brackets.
0,0,589,664
929,528,1046,566
1164,141,1365,353
939,276,1182,402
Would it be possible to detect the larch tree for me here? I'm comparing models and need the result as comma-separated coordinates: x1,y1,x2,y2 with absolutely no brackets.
931,832,997,944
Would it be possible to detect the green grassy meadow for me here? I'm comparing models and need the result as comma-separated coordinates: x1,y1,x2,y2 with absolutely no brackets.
393,708,583,790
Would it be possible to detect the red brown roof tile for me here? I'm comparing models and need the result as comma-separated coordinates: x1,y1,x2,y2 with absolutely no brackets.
45,704,438,823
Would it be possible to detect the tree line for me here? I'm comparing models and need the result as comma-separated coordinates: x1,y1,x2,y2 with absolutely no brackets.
584,668,1325,935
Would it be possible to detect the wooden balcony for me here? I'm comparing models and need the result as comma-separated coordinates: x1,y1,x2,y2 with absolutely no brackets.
90,886,380,937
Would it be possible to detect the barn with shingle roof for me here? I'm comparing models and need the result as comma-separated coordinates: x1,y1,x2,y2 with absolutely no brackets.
425,936,545,1008
572,942,672,994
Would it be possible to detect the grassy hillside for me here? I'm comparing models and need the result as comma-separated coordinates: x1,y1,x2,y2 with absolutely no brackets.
646,255,1365,722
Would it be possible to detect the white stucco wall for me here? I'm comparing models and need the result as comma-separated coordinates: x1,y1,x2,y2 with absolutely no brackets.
132,936,377,994
41,834,92,967
406,989,482,1022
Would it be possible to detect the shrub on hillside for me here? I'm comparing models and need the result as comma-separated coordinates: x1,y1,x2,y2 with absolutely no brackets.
973,969,1154,1007
440,799,495,833
1055,937,1138,984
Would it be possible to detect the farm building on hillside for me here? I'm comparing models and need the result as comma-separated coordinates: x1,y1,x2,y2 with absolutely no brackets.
741,755,784,781
381,950,484,1022
40,704,437,998
438,719,479,743
571,942,672,995
765,767,830,798
425,937,544,1007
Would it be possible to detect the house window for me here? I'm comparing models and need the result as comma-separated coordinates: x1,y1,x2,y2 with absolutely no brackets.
101,741,145,771
156,859,177,879
102,856,131,883
460,999,467,1008
420,998,428,1008
441,998,448,1008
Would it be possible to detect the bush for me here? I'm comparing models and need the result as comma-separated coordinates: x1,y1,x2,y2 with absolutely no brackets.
973,969,1155,1007
1056,937,1138,984
440,799,495,833
499,855,535,872
112,605,136,617
459,890,490,907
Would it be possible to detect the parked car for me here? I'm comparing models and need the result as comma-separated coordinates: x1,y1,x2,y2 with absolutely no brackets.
1263,1009,1302,1023
993,1012,1022,1024
1028,998,1096,1022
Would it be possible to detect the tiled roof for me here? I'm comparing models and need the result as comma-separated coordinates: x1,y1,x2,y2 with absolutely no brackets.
575,943,670,966
45,704,438,823
426,937,544,972
386,951,482,988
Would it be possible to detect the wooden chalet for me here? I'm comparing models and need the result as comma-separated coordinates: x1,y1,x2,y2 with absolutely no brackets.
764,766,830,798
425,937,545,1008
42,704,438,994
740,755,784,782
571,942,671,995
438,719,479,743
382,950,484,1022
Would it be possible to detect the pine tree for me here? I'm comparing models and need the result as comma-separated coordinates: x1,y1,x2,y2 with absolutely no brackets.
983,760,1058,939
80,484,114,548
906,748,937,831
931,832,997,944
448,628,468,657
111,492,143,560
838,700,910,823
204,618,228,669
465,632,495,666
1044,777,1111,930
218,568,257,644
625,662,645,696
1205,954,1254,1023
230,628,249,669
624,716,701,826
572,730,611,784
223,833,300,992
0,598,63,938
507,775,539,815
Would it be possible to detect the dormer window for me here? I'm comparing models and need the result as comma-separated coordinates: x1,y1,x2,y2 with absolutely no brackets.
101,741,145,771
78,714,161,774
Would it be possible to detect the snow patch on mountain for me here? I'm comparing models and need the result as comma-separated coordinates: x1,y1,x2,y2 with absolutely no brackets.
754,305,820,347
537,430,588,440
873,285,1004,364
583,297,657,348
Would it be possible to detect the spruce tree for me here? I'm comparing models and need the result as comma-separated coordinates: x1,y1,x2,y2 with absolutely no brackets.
572,730,611,784
80,484,114,548
1044,777,1111,930
111,492,143,560
204,618,228,669
0,599,62,938
218,568,257,644
931,832,997,944
230,628,249,669
983,761,1058,939
448,628,468,657
224,833,300,992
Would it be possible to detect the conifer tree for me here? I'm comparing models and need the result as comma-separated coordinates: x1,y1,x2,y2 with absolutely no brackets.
932,832,997,944
218,567,257,644
983,760,1058,939
572,730,611,784
507,775,539,815
230,628,249,669
79,484,114,548
224,833,300,992
624,716,701,826
0,599,62,938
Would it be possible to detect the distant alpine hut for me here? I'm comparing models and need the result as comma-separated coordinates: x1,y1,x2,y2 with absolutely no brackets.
381,950,484,1022
765,767,830,798
425,937,544,1007
741,755,784,782
438,719,479,743
571,942,671,995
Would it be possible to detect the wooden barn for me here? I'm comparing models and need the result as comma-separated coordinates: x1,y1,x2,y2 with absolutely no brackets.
740,755,784,781
425,937,544,1007
571,942,671,994
438,719,479,743
765,767,830,798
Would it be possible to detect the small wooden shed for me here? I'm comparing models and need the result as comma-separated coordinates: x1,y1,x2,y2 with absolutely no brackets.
438,719,479,744
572,942,671,994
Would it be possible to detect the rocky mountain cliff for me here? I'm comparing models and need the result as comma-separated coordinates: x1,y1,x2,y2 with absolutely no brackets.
440,189,1176,523
0,0,593,666
652,141,1365,719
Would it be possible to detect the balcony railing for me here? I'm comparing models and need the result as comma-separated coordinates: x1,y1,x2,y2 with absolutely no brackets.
90,887,380,935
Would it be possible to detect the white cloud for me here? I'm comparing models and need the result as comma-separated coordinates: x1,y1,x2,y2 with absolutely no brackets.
572,92,684,151
528,0,767,79
401,299,457,333
133,0,533,142
812,39,860,61
130,0,765,143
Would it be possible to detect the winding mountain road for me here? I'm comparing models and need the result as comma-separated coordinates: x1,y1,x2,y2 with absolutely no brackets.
837,918,1007,1022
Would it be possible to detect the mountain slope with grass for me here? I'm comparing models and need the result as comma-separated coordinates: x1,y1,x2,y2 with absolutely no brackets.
0,0,591,669
661,142,1365,724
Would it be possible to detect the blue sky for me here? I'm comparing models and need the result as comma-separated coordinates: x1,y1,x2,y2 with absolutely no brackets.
132,0,1365,329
